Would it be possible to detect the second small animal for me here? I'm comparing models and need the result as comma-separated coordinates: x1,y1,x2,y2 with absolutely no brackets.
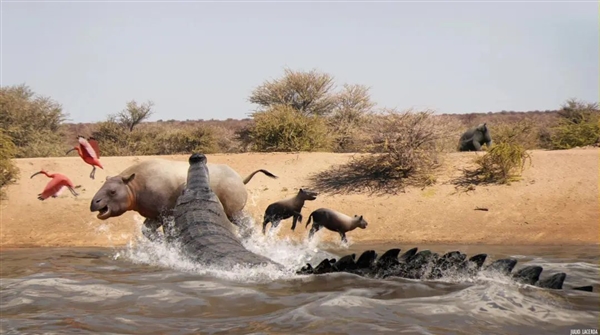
306,208,368,243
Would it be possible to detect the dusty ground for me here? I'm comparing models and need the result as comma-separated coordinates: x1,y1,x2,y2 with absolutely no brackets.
1,148,598,249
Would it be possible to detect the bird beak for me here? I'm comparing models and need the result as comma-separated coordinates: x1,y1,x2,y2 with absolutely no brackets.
30,171,43,179
65,148,76,155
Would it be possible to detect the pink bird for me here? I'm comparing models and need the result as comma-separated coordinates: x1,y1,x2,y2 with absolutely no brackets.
66,136,104,179
30,170,79,201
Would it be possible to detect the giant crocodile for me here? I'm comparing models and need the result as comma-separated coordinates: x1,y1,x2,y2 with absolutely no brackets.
170,153,283,269
297,247,595,292
171,153,594,292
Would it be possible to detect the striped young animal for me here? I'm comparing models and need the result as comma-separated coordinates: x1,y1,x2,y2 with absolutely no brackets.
306,207,368,243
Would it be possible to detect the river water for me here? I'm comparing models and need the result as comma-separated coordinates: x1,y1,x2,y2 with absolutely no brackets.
1,222,599,335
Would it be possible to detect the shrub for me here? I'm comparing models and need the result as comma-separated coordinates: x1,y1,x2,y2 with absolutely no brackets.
247,105,331,152
327,84,376,152
309,109,446,195
472,142,531,184
90,117,131,156
548,99,600,149
0,129,19,197
0,84,68,157
361,108,445,182
489,118,540,149
249,68,337,116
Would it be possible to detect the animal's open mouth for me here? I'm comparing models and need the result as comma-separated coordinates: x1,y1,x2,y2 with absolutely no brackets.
97,206,111,220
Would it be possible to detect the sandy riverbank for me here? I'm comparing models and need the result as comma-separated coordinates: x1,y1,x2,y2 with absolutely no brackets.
1,148,598,249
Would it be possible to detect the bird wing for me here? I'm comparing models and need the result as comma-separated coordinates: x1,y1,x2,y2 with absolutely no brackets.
78,136,98,159
53,185,66,197
88,137,101,159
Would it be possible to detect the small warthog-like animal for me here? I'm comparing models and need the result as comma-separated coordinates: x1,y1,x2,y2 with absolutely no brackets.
306,207,368,243
458,123,493,152
261,188,318,234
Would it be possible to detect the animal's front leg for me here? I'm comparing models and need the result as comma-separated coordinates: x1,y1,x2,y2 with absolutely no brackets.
160,215,177,244
291,215,299,230
339,232,348,244
142,218,164,242
473,140,482,151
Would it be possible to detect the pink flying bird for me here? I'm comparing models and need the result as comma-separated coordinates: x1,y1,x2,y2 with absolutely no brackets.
30,170,79,200
66,135,104,179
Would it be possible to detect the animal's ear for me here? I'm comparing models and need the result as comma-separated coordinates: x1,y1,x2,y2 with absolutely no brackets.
359,215,363,220
122,173,135,184
105,176,110,181
299,188,304,192
354,214,358,217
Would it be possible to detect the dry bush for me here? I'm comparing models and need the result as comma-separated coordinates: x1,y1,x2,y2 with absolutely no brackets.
211,126,243,153
249,68,337,116
473,142,531,185
116,100,154,132
0,129,19,198
488,118,540,149
309,108,446,195
327,84,376,152
0,84,68,157
90,117,131,156
246,104,331,152
91,120,220,156
547,99,600,149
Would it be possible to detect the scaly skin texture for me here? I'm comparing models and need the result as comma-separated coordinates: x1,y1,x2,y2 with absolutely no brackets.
172,153,282,269
297,247,594,293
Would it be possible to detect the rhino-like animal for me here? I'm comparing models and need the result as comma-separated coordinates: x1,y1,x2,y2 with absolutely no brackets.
90,158,277,241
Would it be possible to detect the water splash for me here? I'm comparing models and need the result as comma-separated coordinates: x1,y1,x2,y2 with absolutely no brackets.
115,214,341,284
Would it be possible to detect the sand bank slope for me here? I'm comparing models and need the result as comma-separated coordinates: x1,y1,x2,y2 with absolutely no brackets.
1,149,598,248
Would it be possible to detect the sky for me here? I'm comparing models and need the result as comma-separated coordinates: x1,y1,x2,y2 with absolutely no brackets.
2,1,598,123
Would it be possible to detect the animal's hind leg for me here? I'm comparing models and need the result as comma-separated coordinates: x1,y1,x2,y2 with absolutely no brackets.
90,166,96,180
262,217,271,235
308,225,320,240
271,219,281,230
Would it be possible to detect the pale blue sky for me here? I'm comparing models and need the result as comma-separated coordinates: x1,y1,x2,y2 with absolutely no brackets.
2,1,598,123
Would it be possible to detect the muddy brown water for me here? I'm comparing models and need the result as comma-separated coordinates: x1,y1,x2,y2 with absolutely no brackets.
1,230,599,335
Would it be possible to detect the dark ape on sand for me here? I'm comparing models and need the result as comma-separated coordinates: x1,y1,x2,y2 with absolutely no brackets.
298,246,595,293
261,188,318,234
458,123,493,152
306,207,368,243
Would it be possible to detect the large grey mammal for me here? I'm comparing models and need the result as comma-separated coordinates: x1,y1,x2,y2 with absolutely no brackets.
89,158,278,241
306,207,368,243
261,188,318,234
458,123,493,152
171,153,282,268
